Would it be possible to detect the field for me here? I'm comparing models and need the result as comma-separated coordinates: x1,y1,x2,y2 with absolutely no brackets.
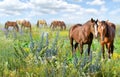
0,24,120,77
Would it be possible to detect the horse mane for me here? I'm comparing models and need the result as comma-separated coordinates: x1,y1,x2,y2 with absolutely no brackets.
83,20,91,26
70,24,82,32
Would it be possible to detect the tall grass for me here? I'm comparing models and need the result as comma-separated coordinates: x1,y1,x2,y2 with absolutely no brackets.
0,26,120,76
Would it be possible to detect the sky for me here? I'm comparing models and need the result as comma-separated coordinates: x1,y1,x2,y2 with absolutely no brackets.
0,0,120,24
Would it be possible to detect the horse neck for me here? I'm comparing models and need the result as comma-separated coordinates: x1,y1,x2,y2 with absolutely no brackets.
83,22,92,36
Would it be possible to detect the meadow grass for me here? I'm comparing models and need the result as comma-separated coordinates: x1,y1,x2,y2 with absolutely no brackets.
0,25,120,76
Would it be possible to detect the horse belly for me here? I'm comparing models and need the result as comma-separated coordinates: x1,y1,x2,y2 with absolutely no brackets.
73,34,80,43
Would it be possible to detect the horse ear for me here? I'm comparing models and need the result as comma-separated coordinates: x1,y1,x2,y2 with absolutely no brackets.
91,18,94,22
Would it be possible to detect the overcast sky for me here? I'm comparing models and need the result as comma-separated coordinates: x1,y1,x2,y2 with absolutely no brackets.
0,0,120,24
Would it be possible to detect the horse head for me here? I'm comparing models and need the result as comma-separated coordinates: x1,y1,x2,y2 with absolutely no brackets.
90,18,98,38
98,21,108,41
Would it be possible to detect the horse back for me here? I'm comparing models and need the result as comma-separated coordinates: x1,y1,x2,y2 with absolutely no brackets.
106,21,116,31
106,23,116,41
69,24,82,38
5,21,17,26
70,24,82,31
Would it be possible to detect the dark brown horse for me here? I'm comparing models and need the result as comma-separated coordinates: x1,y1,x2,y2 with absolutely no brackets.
50,20,66,30
37,20,47,28
5,21,19,32
97,20,116,59
69,18,98,56
21,20,32,32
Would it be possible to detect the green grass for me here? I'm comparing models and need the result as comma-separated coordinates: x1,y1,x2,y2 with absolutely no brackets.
0,25,120,76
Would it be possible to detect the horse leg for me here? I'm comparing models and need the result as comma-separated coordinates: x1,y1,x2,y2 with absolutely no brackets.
106,44,108,49
5,25,8,30
75,43,78,51
30,26,32,32
88,43,91,56
62,26,64,30
14,25,18,32
52,25,54,30
111,42,114,57
111,45,114,55
70,38,74,55
5,26,9,32
107,43,111,59
64,25,66,30
101,44,105,59
21,25,23,32
80,43,83,56
50,24,52,29
37,22,39,28
60,25,63,30
5,25,7,30
5,25,9,38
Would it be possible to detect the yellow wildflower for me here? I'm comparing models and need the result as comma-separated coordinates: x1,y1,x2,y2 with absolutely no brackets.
24,48,30,52
113,53,120,60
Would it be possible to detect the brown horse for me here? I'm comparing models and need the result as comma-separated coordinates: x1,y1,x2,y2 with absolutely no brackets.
97,20,116,59
5,21,19,32
21,20,32,32
37,20,47,28
69,18,98,56
50,20,66,30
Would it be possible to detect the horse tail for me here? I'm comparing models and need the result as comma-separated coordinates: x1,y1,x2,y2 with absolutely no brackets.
4,22,8,29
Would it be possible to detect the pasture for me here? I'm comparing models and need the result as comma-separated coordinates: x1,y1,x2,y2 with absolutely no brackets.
0,24,120,77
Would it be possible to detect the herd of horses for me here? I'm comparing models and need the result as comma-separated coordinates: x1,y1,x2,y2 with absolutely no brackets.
4,18,116,59
4,20,66,33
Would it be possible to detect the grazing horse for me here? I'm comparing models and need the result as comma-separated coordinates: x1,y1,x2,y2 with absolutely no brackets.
5,21,19,32
97,21,116,59
37,20,47,27
50,20,66,30
69,18,98,56
21,20,32,32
